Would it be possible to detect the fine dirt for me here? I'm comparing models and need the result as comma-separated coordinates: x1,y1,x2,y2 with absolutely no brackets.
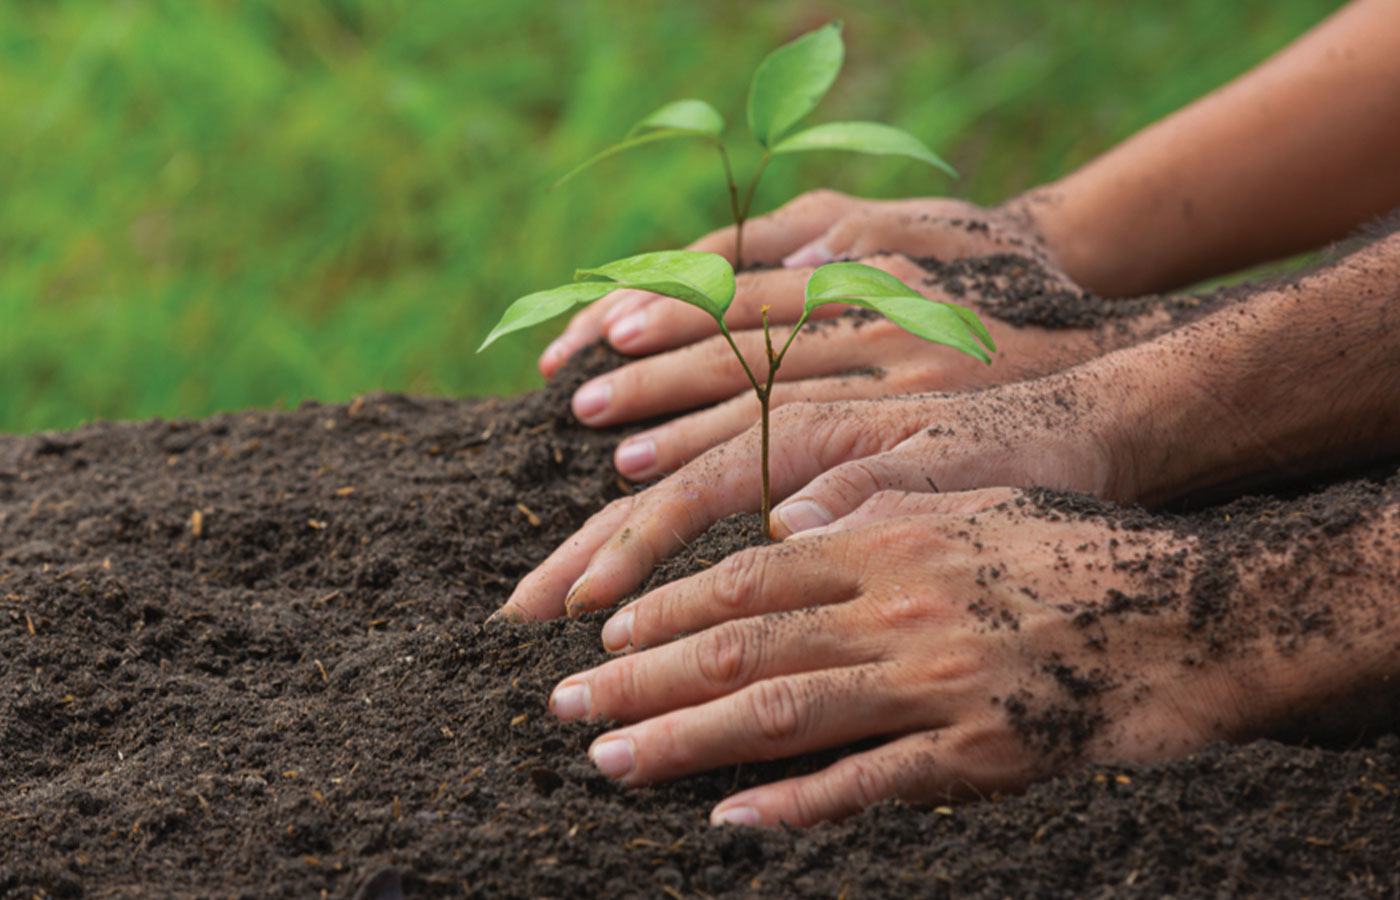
3,339,1399,899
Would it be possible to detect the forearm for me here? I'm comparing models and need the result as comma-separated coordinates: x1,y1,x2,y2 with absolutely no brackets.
1223,502,1400,740
1005,0,1400,297
1099,230,1400,505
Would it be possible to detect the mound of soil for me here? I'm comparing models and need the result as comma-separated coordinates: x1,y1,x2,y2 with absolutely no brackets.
2,343,1398,899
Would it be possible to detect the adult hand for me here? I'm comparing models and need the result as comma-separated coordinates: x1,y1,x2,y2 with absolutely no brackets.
537,190,1054,377
498,368,1136,623
545,494,1253,826
569,252,1147,482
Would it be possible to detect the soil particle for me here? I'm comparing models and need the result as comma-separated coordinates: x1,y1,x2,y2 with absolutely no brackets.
1,343,1399,897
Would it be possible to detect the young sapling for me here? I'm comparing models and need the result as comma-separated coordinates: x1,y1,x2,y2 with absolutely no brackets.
479,22,991,539
551,21,957,270
479,251,995,539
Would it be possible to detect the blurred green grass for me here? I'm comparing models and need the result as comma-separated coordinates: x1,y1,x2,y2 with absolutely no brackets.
0,0,1332,433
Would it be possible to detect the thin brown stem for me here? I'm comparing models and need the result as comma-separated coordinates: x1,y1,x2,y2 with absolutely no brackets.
716,144,743,267
733,152,771,273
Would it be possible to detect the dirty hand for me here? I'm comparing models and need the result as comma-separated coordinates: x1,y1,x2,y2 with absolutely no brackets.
546,494,1249,826
538,189,1053,377
569,251,1128,481
499,368,1133,622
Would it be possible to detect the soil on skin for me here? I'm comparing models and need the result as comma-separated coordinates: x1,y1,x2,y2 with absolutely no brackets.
3,344,1399,899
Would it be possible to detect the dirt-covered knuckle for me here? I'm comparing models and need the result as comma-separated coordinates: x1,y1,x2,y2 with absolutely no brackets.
856,490,927,521
690,621,759,691
822,459,892,508
746,677,809,745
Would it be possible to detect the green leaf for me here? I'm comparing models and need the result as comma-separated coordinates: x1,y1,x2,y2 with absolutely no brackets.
747,21,844,148
477,282,616,352
772,121,958,178
576,250,735,319
804,262,994,362
627,99,724,139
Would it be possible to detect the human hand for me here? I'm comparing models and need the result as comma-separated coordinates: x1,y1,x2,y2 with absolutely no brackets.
545,492,1250,826
498,369,1136,622
537,189,1051,377
567,252,1120,481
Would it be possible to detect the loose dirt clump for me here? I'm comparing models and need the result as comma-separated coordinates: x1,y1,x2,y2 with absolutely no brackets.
2,343,1398,898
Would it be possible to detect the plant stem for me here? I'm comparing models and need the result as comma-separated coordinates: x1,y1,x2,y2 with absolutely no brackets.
732,152,771,273
758,307,810,540
716,145,742,266
760,307,776,539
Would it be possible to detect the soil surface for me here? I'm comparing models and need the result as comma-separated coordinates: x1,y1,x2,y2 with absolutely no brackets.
3,343,1399,899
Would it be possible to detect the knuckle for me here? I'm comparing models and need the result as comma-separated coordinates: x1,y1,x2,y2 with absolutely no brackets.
692,622,756,689
748,678,806,744
840,757,890,810
597,657,646,714
712,549,763,614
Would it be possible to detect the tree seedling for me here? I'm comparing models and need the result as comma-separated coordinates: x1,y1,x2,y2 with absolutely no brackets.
479,251,995,539
550,20,957,270
479,23,994,539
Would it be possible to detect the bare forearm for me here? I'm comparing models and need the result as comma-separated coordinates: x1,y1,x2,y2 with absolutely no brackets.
1100,229,1400,504
1008,0,1400,297
1226,503,1400,740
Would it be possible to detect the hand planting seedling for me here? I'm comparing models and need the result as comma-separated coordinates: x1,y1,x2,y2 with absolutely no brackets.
551,21,957,270
479,251,995,539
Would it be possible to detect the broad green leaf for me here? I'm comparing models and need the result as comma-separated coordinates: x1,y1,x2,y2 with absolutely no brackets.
627,99,724,139
576,250,735,319
477,282,616,352
804,262,994,362
551,128,703,190
747,21,844,148
772,121,958,178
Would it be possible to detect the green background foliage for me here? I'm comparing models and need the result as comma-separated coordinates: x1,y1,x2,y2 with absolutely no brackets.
1,0,1331,433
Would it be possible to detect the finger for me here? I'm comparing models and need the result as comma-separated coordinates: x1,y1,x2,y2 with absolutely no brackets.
709,728,1016,827
613,372,911,481
555,600,866,725
493,495,637,622
564,400,927,615
584,662,934,787
538,295,626,377
789,488,1022,540
769,443,935,539
781,210,888,268
690,188,862,264
599,532,860,653
573,317,880,430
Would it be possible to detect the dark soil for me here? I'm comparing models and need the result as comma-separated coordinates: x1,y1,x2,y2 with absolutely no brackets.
3,343,1399,899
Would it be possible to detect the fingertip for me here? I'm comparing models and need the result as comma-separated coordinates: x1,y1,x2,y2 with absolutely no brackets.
782,243,832,269
538,338,569,377
773,498,833,539
710,804,761,827
615,437,657,480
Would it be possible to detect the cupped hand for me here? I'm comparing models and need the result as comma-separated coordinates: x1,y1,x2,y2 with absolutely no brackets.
497,368,1138,623
547,493,1250,826
570,253,1112,481
538,189,1048,376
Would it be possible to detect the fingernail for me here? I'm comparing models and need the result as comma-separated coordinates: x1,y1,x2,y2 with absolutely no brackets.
711,805,759,826
572,380,612,421
564,572,590,617
782,243,833,269
775,499,832,535
608,311,646,347
590,737,635,780
601,608,634,651
615,438,655,477
551,682,590,720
